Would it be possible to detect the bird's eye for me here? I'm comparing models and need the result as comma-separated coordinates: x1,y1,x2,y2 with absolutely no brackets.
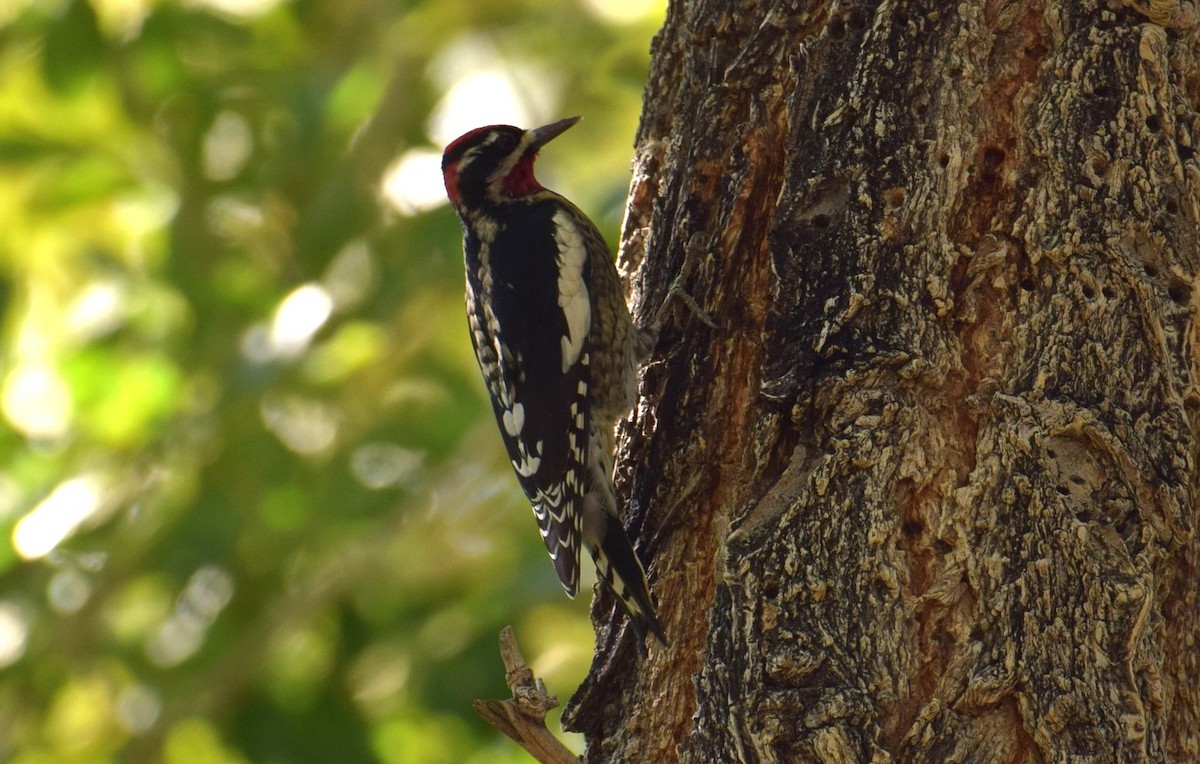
493,132,518,151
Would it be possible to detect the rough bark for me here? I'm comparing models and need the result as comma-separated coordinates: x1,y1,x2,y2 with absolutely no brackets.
561,0,1200,762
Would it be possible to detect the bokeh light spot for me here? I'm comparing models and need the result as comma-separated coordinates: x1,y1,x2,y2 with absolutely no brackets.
269,284,334,359
580,0,665,24
382,149,446,216
203,111,254,181
261,394,340,456
321,240,376,310
48,568,93,614
13,475,108,560
183,0,282,21
116,683,162,734
0,602,29,668
145,566,235,668
350,443,424,490
66,280,127,340
2,364,73,440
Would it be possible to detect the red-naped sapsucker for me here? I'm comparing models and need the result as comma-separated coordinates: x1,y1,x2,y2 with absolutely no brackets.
441,117,666,649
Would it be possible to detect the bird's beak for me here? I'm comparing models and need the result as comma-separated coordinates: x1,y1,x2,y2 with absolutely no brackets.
526,116,581,151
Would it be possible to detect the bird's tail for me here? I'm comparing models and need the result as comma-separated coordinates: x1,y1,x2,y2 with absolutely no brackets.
588,518,667,652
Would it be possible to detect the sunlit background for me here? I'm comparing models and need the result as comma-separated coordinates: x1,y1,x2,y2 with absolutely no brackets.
0,0,664,760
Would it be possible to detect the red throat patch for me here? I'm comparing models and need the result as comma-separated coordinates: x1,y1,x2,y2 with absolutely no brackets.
443,160,461,205
502,154,543,197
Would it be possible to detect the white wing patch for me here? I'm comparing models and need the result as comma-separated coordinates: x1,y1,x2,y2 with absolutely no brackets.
511,438,542,477
502,402,525,436
552,209,591,373
470,242,541,480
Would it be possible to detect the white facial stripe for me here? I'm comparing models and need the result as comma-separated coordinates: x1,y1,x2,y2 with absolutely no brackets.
457,145,483,172
487,130,538,188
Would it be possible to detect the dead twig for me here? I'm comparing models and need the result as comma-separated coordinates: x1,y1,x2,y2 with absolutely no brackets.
473,626,581,764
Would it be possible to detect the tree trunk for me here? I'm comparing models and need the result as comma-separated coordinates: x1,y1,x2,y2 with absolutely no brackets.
562,0,1200,761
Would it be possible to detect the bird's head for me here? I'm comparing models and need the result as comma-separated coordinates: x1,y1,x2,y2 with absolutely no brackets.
441,116,580,211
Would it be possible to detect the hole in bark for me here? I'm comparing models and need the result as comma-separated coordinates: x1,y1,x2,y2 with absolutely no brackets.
983,146,1006,167
1082,284,1096,299
1166,198,1179,214
949,66,963,79
884,187,906,209
1070,475,1086,485
1168,280,1191,304
938,153,950,168
848,8,867,29
763,580,780,599
1019,277,1036,291
1093,84,1111,97
1146,114,1162,132
1117,511,1141,546
1024,43,1048,59
1179,143,1195,161
1057,485,1070,496
1102,285,1116,299
811,213,831,228
902,520,924,536
1046,448,1057,458
1144,263,1159,278
828,17,846,38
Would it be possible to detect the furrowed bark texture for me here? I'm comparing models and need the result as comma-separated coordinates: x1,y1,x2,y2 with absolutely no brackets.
563,0,1200,762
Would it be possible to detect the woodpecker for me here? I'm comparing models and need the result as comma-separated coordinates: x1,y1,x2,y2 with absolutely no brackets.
441,117,666,649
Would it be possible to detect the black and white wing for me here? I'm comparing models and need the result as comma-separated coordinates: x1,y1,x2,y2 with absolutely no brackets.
463,202,592,596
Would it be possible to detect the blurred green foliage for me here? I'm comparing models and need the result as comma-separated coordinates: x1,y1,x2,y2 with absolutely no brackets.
0,0,660,760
